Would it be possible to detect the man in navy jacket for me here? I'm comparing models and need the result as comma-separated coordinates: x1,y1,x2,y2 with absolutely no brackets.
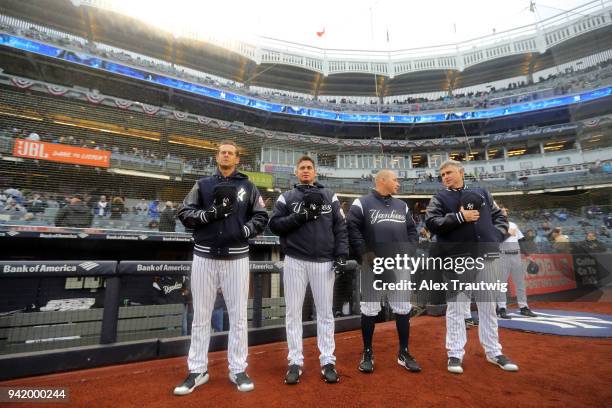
426,160,518,375
269,156,348,385
347,169,421,374
173,141,268,395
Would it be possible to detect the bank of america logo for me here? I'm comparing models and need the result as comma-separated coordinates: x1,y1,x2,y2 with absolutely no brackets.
79,262,100,271
139,235,148,240
78,233,89,238
7,231,18,236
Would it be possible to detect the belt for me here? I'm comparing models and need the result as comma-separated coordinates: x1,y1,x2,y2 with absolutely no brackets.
502,250,520,255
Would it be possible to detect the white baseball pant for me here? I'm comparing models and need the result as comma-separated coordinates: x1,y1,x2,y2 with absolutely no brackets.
187,255,250,375
283,255,336,367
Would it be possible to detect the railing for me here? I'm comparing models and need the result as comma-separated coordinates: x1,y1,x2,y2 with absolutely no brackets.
0,259,359,378
74,0,612,76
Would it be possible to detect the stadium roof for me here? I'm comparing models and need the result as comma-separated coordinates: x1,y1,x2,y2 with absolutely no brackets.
0,0,611,96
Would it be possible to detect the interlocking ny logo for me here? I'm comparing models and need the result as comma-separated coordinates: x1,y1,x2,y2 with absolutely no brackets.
466,203,474,210
79,262,100,271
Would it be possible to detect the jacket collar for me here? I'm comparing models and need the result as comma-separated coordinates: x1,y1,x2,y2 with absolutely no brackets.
446,183,467,192
215,169,247,180
294,181,324,190
371,189,393,202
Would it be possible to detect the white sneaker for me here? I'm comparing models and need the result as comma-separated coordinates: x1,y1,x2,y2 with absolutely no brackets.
486,355,519,372
447,357,463,374
173,372,209,395
229,371,255,392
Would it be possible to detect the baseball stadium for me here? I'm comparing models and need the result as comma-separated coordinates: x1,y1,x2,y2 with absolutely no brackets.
0,0,610,406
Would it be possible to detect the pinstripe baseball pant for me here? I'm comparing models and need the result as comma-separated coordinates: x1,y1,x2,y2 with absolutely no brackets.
188,255,250,375
498,252,528,309
446,257,503,360
283,255,336,367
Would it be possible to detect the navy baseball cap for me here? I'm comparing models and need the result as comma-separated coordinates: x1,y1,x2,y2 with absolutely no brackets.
460,190,485,211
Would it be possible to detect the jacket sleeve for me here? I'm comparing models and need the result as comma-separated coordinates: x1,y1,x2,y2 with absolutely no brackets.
425,195,464,236
243,184,269,238
331,193,349,258
347,198,367,258
177,182,208,229
487,192,509,242
268,193,305,235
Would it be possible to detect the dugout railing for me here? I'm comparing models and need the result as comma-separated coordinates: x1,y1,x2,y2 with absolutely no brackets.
0,259,360,380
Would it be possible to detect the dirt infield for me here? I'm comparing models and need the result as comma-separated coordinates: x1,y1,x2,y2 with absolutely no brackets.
2,301,611,408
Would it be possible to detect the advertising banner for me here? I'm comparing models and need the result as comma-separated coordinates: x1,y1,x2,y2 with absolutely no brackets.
13,139,111,168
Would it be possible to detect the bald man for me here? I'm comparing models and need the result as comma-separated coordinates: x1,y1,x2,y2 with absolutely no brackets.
347,170,421,374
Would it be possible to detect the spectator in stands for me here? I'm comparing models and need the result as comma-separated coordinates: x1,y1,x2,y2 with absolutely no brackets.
21,212,35,223
95,195,109,217
341,201,350,217
3,198,25,213
419,227,431,243
549,227,571,253
520,229,539,254
580,232,607,253
148,199,160,222
110,197,126,220
541,221,551,233
599,225,610,239
54,194,93,228
605,214,612,229
159,201,177,232
26,193,46,214
3,188,23,204
135,198,148,215
26,131,40,141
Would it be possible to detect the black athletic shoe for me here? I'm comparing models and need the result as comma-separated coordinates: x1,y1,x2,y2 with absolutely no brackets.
397,349,421,372
447,357,463,374
409,305,426,319
321,363,339,383
358,349,374,373
465,317,479,328
486,354,519,372
173,372,209,395
497,307,512,319
284,364,302,385
229,371,255,392
520,307,537,317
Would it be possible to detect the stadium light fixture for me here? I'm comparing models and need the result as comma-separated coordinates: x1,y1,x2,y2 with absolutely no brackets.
52,120,160,141
0,111,44,121
107,168,170,180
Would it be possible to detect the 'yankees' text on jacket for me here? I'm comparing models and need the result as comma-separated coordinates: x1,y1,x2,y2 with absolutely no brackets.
347,190,418,258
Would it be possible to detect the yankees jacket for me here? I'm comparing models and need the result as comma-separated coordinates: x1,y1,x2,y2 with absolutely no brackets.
178,170,269,259
347,190,418,258
425,185,509,256
268,183,349,262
